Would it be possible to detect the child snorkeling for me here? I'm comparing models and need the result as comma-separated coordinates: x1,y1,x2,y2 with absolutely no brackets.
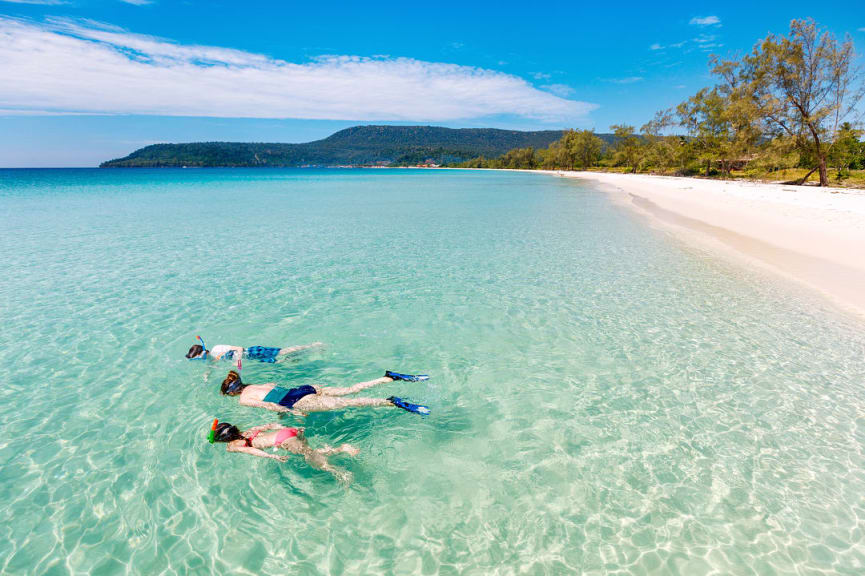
186,336,323,364
210,421,358,484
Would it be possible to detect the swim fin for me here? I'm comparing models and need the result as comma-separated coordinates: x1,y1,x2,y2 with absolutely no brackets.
388,396,431,415
385,370,429,382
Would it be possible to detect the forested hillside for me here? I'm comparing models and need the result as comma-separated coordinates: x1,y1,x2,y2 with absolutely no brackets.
100,126,569,167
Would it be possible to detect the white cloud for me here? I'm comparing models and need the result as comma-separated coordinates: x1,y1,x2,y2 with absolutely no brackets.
605,76,644,84
119,0,153,4
689,16,721,27
0,17,596,122
693,33,717,43
649,40,686,52
540,83,574,97
692,33,723,52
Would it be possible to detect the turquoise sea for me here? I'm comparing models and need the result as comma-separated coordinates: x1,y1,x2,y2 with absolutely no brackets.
2,168,865,575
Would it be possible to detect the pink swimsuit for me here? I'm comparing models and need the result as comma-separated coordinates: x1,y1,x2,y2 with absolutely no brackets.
273,427,299,445
246,427,298,448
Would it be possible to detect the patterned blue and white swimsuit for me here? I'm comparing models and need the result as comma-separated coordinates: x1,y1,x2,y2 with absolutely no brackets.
210,344,282,363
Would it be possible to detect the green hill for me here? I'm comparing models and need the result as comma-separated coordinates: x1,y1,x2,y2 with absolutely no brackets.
100,125,573,168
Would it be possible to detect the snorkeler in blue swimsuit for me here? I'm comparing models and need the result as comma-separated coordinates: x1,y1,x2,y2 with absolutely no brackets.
219,370,431,415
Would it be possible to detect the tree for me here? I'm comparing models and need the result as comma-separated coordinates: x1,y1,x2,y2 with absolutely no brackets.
744,134,799,179
498,147,539,169
828,122,864,179
539,135,571,169
640,113,681,174
611,124,642,173
674,88,730,176
569,129,604,169
711,56,763,173
743,18,863,186
535,129,602,170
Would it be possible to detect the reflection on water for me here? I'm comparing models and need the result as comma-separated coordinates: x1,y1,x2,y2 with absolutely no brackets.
1,168,864,575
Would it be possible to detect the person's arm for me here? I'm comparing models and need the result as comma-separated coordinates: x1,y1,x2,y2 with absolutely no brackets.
227,444,288,461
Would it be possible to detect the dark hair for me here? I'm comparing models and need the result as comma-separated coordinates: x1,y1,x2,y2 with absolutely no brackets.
221,370,246,396
186,344,205,359
214,422,244,443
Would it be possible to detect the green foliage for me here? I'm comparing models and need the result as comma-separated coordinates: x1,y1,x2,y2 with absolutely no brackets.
609,125,642,173
456,18,865,188
454,130,615,170
101,126,566,168
829,123,865,178
740,18,863,185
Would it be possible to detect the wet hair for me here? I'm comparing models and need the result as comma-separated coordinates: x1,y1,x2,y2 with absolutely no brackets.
221,370,246,396
214,422,244,443
186,344,205,359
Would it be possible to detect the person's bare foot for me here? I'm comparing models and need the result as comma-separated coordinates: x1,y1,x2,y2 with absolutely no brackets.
340,444,360,457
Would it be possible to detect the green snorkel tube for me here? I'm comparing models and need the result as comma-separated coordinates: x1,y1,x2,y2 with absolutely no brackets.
208,418,218,443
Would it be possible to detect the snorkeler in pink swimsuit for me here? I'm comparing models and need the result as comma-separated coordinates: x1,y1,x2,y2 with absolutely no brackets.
211,421,359,483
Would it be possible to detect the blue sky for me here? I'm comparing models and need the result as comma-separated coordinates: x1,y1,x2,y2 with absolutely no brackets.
0,0,861,166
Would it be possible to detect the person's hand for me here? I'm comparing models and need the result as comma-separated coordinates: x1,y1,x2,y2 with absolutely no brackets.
276,455,289,463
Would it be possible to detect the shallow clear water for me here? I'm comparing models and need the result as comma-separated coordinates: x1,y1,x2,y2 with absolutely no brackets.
2,168,865,575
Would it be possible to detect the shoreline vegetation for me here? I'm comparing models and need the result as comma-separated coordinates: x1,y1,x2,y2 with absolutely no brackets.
97,19,864,193
98,126,569,168
451,19,865,189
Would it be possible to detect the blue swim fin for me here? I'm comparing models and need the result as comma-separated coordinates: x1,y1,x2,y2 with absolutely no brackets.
385,370,429,382
388,396,431,416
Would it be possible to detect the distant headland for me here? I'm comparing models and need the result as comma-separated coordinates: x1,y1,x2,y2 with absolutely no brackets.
99,125,617,168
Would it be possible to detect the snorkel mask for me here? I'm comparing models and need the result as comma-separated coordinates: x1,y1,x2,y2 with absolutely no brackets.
224,357,244,395
225,374,244,395
208,418,218,443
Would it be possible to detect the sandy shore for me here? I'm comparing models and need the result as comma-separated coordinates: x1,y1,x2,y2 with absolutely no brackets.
547,171,865,318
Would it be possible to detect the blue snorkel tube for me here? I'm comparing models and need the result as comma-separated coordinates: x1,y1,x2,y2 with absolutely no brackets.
196,335,208,361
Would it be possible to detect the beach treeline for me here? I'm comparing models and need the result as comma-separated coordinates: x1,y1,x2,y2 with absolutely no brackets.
455,19,865,187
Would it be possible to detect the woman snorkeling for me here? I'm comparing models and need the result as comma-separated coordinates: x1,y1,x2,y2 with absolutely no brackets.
219,369,431,415
185,336,322,364
211,421,358,483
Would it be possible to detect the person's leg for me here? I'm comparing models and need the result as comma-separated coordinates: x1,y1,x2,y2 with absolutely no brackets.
305,450,352,484
317,444,360,457
293,395,392,412
279,437,354,483
277,342,324,356
319,376,393,397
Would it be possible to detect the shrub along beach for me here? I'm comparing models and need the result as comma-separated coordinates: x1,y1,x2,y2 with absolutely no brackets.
455,19,865,189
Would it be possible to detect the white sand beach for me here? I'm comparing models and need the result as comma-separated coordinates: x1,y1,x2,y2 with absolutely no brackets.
553,171,865,317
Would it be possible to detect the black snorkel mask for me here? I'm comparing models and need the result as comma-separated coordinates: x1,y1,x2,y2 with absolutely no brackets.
225,375,244,395
187,336,208,361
